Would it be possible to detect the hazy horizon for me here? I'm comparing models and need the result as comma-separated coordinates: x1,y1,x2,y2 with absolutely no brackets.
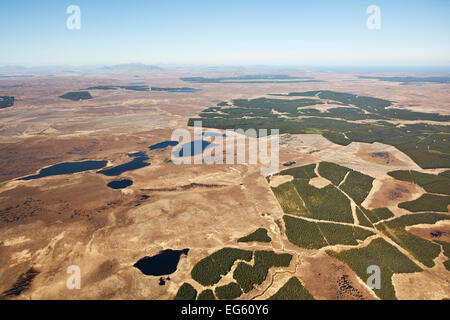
1,63,450,74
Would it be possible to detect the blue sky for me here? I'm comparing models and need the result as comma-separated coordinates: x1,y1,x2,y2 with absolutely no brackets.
0,0,449,67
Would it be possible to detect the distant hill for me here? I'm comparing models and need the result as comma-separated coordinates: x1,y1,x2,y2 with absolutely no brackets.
0,63,163,75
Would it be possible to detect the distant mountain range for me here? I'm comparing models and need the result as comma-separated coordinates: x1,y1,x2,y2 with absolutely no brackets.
0,63,163,75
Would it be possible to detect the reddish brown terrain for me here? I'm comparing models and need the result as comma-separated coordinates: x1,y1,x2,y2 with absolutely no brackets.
0,69,449,300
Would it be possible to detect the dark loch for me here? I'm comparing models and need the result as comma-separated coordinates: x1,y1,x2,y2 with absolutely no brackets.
371,152,390,159
149,141,179,150
98,152,150,176
283,161,296,167
19,160,108,180
128,151,147,157
371,152,391,164
168,89,201,93
202,132,226,137
133,249,189,276
107,179,133,189
0,84,25,88
173,140,212,157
